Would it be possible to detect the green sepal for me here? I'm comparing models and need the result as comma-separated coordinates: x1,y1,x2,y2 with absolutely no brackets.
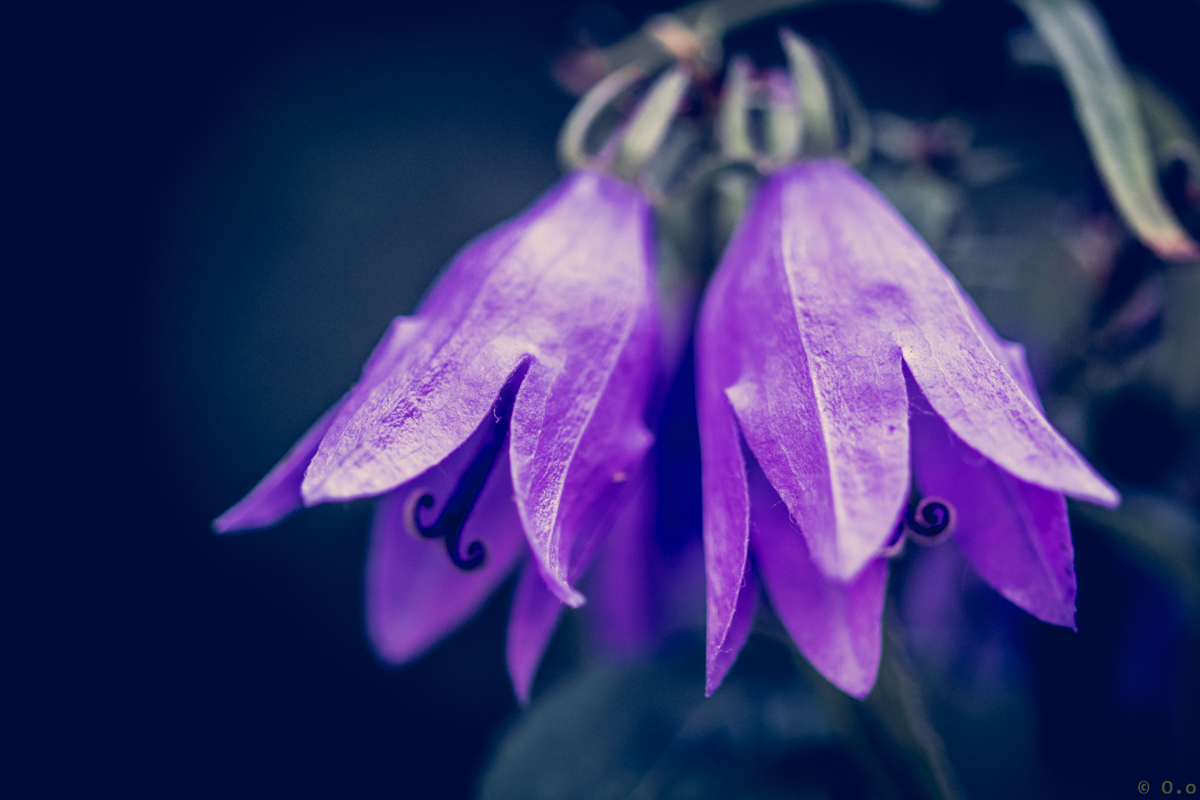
613,67,692,182
781,28,836,158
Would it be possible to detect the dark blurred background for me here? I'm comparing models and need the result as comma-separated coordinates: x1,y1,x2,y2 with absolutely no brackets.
8,0,1199,796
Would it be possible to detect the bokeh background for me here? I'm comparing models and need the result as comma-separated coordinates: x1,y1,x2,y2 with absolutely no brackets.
9,0,1199,796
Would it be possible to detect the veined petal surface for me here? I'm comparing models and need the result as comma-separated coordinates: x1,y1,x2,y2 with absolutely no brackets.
585,463,660,659
714,161,912,582
696,244,753,685
704,568,758,697
301,173,594,504
909,370,1078,628
303,172,659,613
214,316,425,532
747,459,887,699
506,172,658,606
506,559,565,705
784,160,1117,509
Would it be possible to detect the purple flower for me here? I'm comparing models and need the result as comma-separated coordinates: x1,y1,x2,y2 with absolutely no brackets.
214,170,660,702
696,159,1120,698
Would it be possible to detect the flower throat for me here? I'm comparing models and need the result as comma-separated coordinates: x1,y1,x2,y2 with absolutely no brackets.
403,393,517,571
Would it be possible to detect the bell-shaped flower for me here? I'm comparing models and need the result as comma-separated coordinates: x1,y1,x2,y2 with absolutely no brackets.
696,158,1120,698
214,169,660,701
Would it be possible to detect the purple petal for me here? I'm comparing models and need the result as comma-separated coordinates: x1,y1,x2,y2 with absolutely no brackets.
213,316,425,532
300,173,592,505
786,160,1117,508
949,285,1041,407
747,457,887,699
507,172,659,606
303,173,659,613
506,558,564,705
909,371,1077,628
695,252,752,687
212,401,343,533
365,430,526,665
713,164,911,581
584,463,659,659
705,568,757,696
358,317,430,388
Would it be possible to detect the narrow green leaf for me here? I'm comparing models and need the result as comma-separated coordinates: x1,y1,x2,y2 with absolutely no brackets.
764,70,803,164
1073,498,1200,627
612,67,691,181
716,56,755,160
858,619,965,800
825,54,872,166
557,63,647,171
769,609,964,800
1016,0,1199,262
781,28,836,158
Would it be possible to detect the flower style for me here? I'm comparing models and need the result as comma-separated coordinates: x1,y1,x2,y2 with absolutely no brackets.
696,158,1120,698
214,169,660,701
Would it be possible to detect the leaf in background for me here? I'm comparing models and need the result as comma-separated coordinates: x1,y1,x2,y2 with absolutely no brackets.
1015,0,1200,263
1135,74,1200,239
1147,264,1200,412
478,632,960,799
1134,75,1200,183
791,613,965,800
1072,496,1200,628
478,659,700,800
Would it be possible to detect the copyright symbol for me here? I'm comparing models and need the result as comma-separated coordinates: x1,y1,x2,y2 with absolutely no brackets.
1140,782,1150,794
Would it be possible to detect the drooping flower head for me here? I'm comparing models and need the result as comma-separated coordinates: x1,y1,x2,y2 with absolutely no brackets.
697,158,1120,698
216,168,660,701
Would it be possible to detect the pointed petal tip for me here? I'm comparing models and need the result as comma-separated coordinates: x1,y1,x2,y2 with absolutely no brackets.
368,634,420,668
704,572,758,698
1061,472,1121,510
552,582,587,609
805,646,879,700
1015,590,1077,630
509,663,536,707
298,477,323,507
210,515,241,535
1089,481,1122,510
210,502,296,534
527,552,588,608
298,471,347,507
811,649,879,699
813,545,882,584
300,469,400,507
1025,602,1076,631
506,560,565,707
367,593,447,667
703,646,730,697
842,676,875,700
704,638,728,697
